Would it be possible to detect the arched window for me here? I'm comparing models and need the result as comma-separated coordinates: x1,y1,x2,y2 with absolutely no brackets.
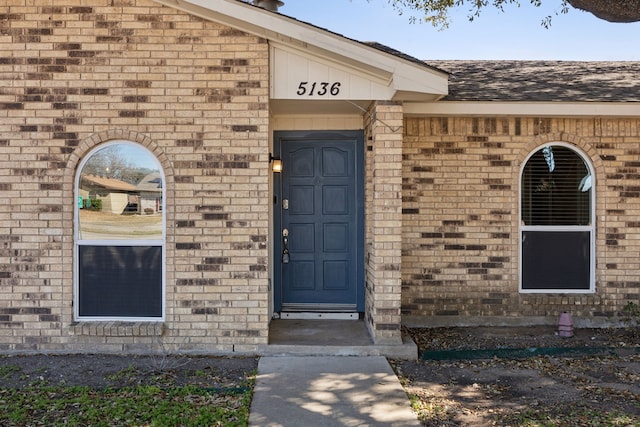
75,141,165,320
520,144,595,293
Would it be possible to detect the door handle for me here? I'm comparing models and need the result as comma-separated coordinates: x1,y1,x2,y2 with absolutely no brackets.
282,229,290,264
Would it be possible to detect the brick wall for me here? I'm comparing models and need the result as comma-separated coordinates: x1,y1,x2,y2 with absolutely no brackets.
364,102,404,344
402,116,639,327
0,0,270,352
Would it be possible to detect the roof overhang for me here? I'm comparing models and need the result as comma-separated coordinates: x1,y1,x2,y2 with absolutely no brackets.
405,101,640,117
153,0,448,113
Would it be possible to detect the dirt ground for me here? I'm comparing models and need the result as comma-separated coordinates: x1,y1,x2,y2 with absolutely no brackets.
0,327,638,426
0,354,258,389
397,326,640,426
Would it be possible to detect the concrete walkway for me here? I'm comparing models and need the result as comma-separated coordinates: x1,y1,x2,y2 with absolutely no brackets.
248,356,420,426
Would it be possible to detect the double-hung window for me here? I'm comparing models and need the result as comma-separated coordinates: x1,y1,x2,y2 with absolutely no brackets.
520,144,595,293
74,141,165,320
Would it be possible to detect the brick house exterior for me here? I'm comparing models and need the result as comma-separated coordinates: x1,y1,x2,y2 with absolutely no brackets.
401,61,640,328
0,0,637,354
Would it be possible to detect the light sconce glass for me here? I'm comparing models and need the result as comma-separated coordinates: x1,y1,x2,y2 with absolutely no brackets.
270,154,282,173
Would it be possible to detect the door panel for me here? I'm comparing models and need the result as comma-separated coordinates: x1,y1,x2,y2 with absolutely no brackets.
274,131,364,312
289,186,314,215
323,223,348,252
323,186,348,214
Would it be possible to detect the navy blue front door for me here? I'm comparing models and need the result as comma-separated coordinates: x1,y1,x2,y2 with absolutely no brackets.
274,131,364,312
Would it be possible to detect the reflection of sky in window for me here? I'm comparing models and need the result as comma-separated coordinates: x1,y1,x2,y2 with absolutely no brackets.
542,147,555,172
119,145,159,171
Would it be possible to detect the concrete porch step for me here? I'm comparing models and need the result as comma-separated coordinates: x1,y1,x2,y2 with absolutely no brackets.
261,319,417,360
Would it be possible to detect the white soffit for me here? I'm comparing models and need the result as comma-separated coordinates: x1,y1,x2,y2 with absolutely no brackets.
153,0,448,102
405,101,640,117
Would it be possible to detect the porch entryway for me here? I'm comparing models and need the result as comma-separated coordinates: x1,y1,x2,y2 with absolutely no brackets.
263,319,417,359
269,102,407,347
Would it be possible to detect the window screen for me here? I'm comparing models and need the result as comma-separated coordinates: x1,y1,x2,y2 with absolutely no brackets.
78,245,162,317
522,231,591,290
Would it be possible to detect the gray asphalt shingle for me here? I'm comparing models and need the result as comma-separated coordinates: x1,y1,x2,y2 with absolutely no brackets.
425,60,640,102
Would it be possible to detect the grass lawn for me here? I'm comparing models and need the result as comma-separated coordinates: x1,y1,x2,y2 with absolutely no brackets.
0,356,256,427
0,384,253,427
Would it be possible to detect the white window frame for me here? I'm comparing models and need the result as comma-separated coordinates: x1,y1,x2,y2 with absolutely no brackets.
74,140,166,321
519,142,595,294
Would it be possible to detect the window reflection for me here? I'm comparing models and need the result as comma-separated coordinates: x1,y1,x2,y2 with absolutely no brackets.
78,144,163,240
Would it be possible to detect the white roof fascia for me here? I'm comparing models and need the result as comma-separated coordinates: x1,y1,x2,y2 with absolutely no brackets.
405,101,640,117
152,0,448,100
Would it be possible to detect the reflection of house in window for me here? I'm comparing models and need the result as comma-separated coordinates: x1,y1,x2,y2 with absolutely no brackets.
79,173,163,216
79,174,137,214
136,173,163,214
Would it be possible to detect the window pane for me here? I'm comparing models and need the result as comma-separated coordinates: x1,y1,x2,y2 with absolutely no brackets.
78,144,162,240
521,231,590,290
521,146,591,226
78,245,162,317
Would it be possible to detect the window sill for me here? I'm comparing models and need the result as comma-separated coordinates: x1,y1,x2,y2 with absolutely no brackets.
69,321,164,337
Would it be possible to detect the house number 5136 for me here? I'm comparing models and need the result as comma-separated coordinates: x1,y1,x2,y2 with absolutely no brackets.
296,82,341,96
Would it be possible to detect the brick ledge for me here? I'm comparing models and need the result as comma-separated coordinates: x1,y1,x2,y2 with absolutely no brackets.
69,322,164,336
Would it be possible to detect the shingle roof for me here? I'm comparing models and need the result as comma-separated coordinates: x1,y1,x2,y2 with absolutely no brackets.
81,175,136,191
136,172,163,193
426,60,640,102
361,42,441,70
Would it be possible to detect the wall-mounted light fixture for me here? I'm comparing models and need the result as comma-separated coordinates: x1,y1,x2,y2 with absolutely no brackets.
269,154,282,173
